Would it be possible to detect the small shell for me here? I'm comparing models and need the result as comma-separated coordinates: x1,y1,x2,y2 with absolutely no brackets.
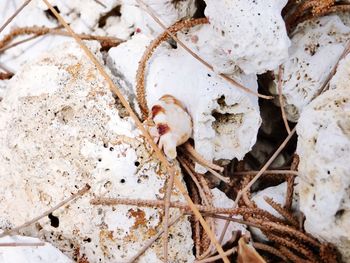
150,95,192,159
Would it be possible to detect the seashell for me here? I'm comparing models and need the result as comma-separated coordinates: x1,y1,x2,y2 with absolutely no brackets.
149,94,192,159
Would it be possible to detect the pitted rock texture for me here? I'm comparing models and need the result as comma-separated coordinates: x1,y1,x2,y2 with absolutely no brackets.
0,41,194,263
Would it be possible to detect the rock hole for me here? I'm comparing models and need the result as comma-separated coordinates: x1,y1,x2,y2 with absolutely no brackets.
335,209,345,218
48,213,59,228
120,179,126,184
134,161,140,167
98,5,121,27
44,6,60,21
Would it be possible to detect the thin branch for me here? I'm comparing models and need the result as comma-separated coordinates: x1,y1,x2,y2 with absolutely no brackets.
0,242,45,247
0,72,13,80
163,167,176,262
277,65,291,134
43,0,229,263
0,184,90,238
125,214,183,263
183,142,223,172
0,0,32,34
41,1,229,261
233,169,299,176
135,0,273,100
94,0,107,8
0,26,123,51
195,247,236,263
91,197,249,215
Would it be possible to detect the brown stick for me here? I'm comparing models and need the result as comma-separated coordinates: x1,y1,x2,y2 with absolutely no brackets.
41,1,229,261
0,242,45,247
0,0,32,34
0,185,90,238
277,65,291,134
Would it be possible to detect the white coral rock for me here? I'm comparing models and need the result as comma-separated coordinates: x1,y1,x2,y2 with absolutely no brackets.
271,15,350,122
120,0,196,37
211,188,246,246
203,0,290,74
0,236,72,263
107,30,261,172
0,41,194,263
296,76,350,260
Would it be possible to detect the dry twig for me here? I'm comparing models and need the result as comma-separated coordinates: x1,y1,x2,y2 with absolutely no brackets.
0,0,32,34
277,65,291,134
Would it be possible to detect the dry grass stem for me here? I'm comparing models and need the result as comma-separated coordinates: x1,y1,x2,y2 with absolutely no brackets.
0,242,45,247
233,169,299,176
264,197,299,227
0,26,123,51
0,184,90,238
0,0,32,34
41,1,229,261
163,166,176,262
277,65,291,134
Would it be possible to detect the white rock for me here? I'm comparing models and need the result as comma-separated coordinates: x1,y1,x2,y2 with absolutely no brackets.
203,0,290,74
120,0,196,37
37,0,122,34
271,15,350,122
296,83,350,260
107,30,261,172
211,188,246,246
0,236,72,263
0,40,194,263
330,53,350,90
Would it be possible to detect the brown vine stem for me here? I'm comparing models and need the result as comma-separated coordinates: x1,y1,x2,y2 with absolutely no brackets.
0,26,123,51
277,65,291,134
233,169,299,176
0,0,32,34
42,1,229,261
0,242,45,247
135,0,273,100
0,184,90,238
125,214,183,263
218,126,297,244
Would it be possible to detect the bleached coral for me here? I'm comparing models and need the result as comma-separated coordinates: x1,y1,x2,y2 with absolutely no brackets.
203,0,290,74
0,236,72,263
0,41,194,263
296,81,350,261
107,30,261,172
271,15,350,122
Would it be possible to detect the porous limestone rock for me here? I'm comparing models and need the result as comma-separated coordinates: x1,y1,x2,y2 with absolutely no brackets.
211,188,246,246
0,236,72,263
203,0,290,74
296,80,350,260
271,15,350,122
0,40,194,263
107,31,261,172
120,0,196,37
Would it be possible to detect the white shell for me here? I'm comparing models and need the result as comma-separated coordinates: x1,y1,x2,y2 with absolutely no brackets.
150,95,192,159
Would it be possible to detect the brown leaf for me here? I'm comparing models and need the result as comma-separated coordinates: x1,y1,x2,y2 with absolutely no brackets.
237,237,266,263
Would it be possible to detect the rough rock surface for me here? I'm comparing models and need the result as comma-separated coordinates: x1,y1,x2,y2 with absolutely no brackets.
296,65,350,261
204,0,290,74
211,188,246,246
107,32,261,172
271,15,350,122
0,41,194,263
0,236,72,263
